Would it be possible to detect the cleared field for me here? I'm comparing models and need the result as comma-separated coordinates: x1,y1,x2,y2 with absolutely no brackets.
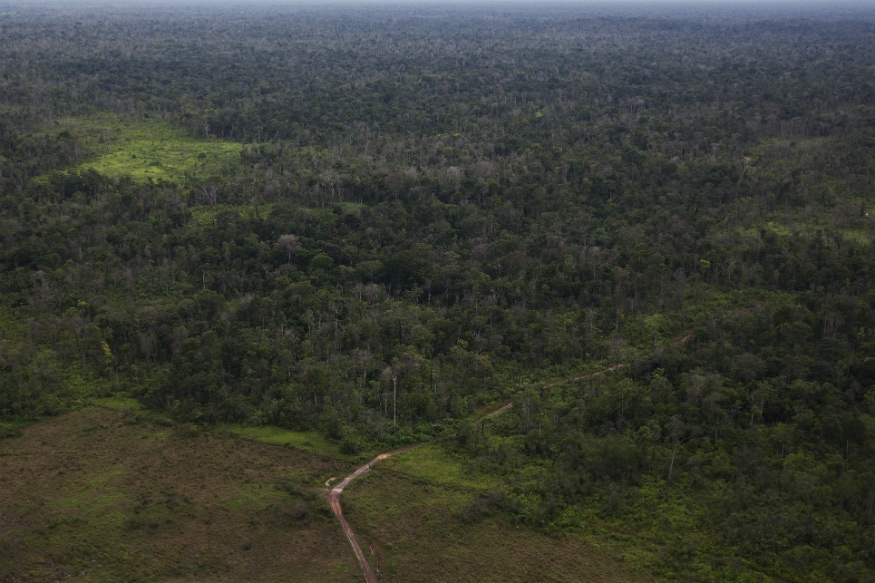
341,444,655,583
50,115,241,183
224,423,373,463
0,407,358,583
2,409,656,583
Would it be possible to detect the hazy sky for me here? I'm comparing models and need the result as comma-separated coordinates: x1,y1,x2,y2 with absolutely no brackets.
5,0,873,18
0,0,850,4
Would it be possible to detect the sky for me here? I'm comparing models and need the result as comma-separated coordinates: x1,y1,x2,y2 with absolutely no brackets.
1,0,859,4
4,0,874,18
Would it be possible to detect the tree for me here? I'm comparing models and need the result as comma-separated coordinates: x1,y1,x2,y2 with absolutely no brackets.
201,184,218,225
278,234,300,263
382,364,398,426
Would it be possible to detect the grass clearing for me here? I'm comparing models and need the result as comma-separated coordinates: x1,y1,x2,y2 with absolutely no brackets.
342,447,655,583
839,228,872,245
224,424,384,465
223,424,367,461
0,409,689,582
0,419,25,438
384,444,497,491
0,407,359,583
738,221,873,246
47,114,242,183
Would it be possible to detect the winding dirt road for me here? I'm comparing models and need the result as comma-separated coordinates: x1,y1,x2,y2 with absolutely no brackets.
544,333,692,389
322,408,512,583
324,332,692,581
543,363,625,388
325,448,416,583
478,401,513,421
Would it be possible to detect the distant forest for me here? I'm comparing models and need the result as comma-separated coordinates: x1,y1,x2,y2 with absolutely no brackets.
1,3,875,581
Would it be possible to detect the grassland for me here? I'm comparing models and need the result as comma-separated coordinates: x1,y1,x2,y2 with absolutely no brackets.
49,115,242,184
225,423,375,463
1,409,659,583
341,444,655,583
0,407,359,583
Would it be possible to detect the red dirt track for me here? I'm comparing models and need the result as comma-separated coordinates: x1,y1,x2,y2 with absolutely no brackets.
324,447,418,583
325,332,692,581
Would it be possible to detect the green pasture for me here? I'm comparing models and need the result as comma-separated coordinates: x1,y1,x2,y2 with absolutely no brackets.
51,115,242,183
343,446,655,583
0,407,360,583
381,444,497,491
225,424,373,462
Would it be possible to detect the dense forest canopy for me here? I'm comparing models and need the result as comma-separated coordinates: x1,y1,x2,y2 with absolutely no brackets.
1,2,875,580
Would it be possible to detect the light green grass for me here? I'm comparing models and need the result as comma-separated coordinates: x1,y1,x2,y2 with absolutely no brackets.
764,220,792,236
0,420,25,437
225,424,371,461
48,114,242,183
93,400,366,462
385,444,497,490
840,228,872,245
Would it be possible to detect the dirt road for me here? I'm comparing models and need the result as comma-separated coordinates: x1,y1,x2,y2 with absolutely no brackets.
323,410,510,582
324,447,418,583
544,332,692,389
325,331,692,581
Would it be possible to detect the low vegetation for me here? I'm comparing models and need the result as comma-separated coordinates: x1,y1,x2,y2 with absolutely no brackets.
344,445,655,583
46,115,242,184
0,406,358,582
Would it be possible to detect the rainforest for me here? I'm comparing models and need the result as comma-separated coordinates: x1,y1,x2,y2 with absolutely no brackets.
1,2,874,582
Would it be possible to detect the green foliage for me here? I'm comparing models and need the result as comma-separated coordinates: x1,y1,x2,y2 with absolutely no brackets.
45,115,242,184
225,425,364,460
1,4,875,580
